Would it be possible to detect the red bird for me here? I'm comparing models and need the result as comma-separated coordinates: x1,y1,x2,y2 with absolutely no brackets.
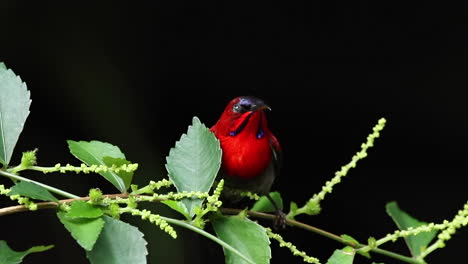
210,96,285,226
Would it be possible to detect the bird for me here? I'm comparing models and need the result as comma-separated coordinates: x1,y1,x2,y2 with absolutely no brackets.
210,96,285,227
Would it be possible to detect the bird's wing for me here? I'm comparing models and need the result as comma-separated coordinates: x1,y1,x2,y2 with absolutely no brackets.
269,134,282,178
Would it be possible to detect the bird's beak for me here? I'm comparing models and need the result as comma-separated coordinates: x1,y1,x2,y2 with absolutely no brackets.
251,98,271,111
257,105,272,111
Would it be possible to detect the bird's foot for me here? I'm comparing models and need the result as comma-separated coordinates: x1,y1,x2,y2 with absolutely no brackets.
273,210,287,230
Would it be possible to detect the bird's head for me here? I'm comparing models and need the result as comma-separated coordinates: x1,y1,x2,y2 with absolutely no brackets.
230,96,271,114
212,96,271,139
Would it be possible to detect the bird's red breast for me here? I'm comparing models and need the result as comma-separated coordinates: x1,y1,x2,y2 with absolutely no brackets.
210,96,281,181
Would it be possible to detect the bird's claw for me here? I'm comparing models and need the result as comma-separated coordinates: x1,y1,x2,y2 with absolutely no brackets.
273,210,287,229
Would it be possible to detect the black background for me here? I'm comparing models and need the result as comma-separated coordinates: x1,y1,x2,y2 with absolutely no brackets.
1,2,468,264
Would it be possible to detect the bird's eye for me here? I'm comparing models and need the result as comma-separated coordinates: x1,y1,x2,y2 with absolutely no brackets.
232,103,242,112
233,101,254,113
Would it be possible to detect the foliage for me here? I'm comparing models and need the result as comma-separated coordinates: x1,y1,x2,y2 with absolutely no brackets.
386,202,437,257
0,62,31,166
8,181,58,202
67,140,134,193
251,192,283,213
212,215,271,264
86,216,148,264
166,116,222,217
0,241,53,264
1,62,468,264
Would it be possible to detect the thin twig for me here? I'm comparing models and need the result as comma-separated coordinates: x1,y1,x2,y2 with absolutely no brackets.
0,169,80,199
0,195,424,264
0,194,132,216
220,208,425,264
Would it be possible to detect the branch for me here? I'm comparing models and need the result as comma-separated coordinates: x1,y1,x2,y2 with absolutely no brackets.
220,208,425,264
0,169,80,199
0,195,424,264
159,216,256,264
0,193,134,216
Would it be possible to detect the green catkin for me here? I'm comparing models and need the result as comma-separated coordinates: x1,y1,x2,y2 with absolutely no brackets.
417,200,468,259
151,191,210,201
149,179,173,190
266,228,321,264
34,163,139,174
359,200,468,261
239,191,261,201
121,207,177,238
0,185,37,210
206,180,224,210
130,179,173,195
21,149,38,168
107,203,121,218
373,222,442,247
312,118,386,203
292,118,386,218
88,188,103,203
190,180,226,229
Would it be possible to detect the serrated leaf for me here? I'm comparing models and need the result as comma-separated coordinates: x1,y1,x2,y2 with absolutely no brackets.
102,156,134,191
161,200,191,220
67,201,103,218
165,116,221,217
87,216,148,264
386,201,437,257
8,181,58,202
57,211,104,251
67,140,129,192
212,215,271,264
340,234,370,258
251,192,283,213
0,240,53,264
341,234,359,245
0,63,31,165
326,246,355,264
57,212,105,251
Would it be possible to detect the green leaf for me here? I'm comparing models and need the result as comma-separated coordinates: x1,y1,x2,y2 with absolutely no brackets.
57,212,105,251
341,234,370,258
8,181,58,202
0,63,31,165
386,201,437,257
326,246,355,264
67,140,130,192
165,117,222,217
290,201,298,213
161,200,191,220
212,215,271,264
340,234,359,245
0,240,53,264
87,216,148,264
67,201,103,218
102,156,134,191
251,192,283,213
